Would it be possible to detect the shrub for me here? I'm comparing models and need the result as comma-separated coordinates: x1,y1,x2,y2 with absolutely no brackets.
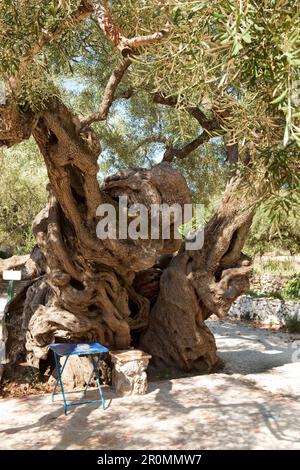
0,139,47,255
255,260,297,275
247,289,284,300
284,276,300,300
286,314,300,333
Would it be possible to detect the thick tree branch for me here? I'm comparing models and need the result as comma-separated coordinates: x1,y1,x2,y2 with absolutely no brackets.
0,255,30,277
79,1,169,127
153,93,220,133
163,133,211,162
123,30,170,50
187,106,220,132
0,247,45,281
153,94,254,168
92,1,169,55
80,58,131,127
153,93,221,162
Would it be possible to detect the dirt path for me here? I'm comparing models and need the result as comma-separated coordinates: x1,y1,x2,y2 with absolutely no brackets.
0,319,300,450
208,318,299,372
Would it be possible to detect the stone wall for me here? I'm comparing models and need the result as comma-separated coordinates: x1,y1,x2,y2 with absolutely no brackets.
250,274,293,293
229,295,300,326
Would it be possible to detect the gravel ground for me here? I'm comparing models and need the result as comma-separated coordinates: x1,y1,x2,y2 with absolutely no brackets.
207,318,299,375
0,318,299,450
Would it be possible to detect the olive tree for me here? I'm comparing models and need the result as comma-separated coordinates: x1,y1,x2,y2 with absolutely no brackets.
0,0,299,374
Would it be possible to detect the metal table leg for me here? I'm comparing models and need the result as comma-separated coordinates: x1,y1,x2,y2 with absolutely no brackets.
91,354,106,410
52,352,106,415
52,351,69,415
83,354,106,409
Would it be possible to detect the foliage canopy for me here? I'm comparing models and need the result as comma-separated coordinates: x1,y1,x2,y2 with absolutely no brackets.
0,0,299,252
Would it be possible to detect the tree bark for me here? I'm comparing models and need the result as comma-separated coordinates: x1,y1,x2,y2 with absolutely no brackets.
1,96,253,376
141,178,253,371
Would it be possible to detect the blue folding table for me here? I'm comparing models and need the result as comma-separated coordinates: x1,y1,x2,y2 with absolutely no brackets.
49,342,108,415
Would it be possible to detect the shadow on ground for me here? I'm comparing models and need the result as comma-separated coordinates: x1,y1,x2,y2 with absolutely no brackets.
0,372,300,450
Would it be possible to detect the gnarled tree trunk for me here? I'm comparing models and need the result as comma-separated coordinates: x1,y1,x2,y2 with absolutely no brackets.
1,98,253,377
0,0,256,381
141,178,253,371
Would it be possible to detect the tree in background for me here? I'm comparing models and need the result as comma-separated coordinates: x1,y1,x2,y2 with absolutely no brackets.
246,200,300,256
0,139,47,255
0,1,299,375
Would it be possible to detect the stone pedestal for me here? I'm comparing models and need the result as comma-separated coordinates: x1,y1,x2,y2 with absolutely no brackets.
110,349,151,396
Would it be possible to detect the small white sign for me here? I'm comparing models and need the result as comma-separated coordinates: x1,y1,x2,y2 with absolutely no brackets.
3,270,22,281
